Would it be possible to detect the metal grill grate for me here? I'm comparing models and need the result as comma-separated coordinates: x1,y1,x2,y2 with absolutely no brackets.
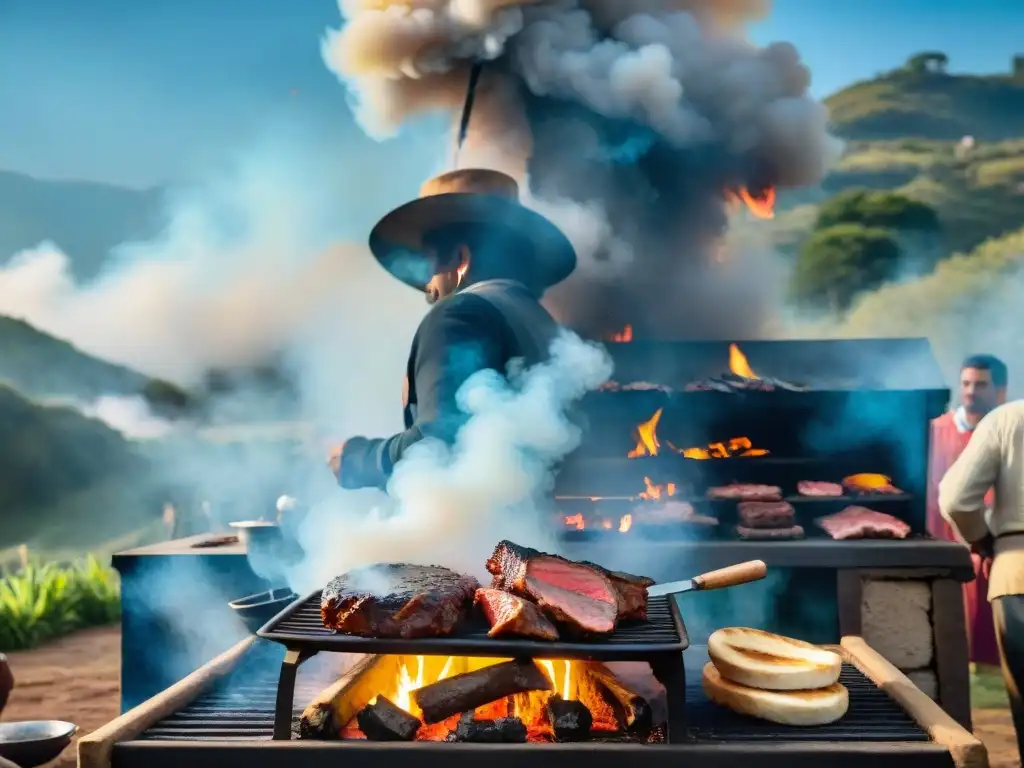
684,655,930,742
136,642,929,744
258,591,688,659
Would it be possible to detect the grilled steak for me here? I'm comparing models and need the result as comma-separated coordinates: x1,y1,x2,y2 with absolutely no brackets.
707,484,782,501
487,541,620,635
475,588,559,641
737,501,795,529
579,562,656,621
321,564,479,638
797,480,844,497
816,506,910,540
736,524,805,540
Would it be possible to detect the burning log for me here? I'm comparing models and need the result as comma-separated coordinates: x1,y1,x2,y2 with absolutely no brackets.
584,662,655,735
444,712,528,743
413,659,552,724
356,695,421,741
300,655,403,739
546,695,593,741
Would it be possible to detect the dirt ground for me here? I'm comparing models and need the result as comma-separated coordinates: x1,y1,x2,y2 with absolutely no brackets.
0,627,1021,768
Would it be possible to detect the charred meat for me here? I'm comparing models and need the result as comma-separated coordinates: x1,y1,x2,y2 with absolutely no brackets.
737,500,795,529
475,588,560,641
580,562,656,622
736,524,805,540
487,541,620,635
321,564,479,638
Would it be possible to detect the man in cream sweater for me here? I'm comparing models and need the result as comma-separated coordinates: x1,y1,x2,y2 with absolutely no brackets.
940,399,1024,756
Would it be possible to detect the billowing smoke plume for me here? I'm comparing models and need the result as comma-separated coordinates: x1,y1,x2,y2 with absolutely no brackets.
284,330,613,592
322,0,840,338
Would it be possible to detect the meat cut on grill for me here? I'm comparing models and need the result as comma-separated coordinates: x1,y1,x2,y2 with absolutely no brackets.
636,501,718,527
737,501,795,529
321,564,479,638
707,484,783,501
683,374,809,393
486,541,620,635
736,524,805,540
598,381,671,393
475,588,560,641
797,481,844,497
579,562,655,622
816,506,911,540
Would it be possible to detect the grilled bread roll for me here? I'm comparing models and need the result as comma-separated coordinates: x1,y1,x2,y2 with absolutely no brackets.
708,627,842,690
702,662,849,726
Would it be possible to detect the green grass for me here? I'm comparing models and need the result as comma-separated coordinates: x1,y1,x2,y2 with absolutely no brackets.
0,556,120,651
971,667,1010,709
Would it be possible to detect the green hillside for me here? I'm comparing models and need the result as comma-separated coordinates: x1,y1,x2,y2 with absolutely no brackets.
0,170,163,281
0,315,192,412
825,54,1024,141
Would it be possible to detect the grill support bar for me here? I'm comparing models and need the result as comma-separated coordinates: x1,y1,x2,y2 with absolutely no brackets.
273,648,316,740
650,652,687,740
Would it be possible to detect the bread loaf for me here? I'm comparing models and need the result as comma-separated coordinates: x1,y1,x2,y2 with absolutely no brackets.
702,662,849,726
707,627,842,690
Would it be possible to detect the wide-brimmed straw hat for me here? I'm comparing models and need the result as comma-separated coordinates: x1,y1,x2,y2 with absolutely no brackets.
368,168,577,292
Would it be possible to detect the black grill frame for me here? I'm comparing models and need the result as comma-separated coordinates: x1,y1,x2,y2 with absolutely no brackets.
115,641,954,768
258,591,688,658
258,592,689,742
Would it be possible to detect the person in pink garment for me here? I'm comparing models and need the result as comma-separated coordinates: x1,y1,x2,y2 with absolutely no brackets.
928,354,1008,668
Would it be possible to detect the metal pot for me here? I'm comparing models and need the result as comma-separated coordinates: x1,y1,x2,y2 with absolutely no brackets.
228,587,298,634
228,520,283,550
0,721,77,768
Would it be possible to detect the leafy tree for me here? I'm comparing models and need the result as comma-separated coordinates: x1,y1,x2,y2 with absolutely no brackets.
791,224,903,312
905,52,949,75
815,189,940,232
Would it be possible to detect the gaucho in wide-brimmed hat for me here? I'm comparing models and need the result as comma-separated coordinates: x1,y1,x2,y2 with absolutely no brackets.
327,168,578,491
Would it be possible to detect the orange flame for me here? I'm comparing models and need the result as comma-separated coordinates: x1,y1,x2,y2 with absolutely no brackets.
618,514,633,533
627,407,662,457
563,512,635,533
725,186,776,219
606,324,633,342
842,473,901,493
638,476,677,500
676,436,770,460
728,343,759,379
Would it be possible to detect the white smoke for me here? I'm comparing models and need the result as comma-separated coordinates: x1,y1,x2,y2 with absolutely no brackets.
285,330,613,592
321,0,841,338
78,395,176,440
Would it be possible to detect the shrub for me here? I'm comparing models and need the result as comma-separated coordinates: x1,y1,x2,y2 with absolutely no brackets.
0,556,120,651
815,189,941,232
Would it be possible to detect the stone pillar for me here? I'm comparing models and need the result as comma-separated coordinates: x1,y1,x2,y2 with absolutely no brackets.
840,568,971,730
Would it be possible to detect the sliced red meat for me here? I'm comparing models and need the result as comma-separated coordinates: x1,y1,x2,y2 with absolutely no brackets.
321,564,479,638
707,484,782,501
474,588,559,641
797,480,844,497
487,541,619,636
579,562,655,621
816,506,911,540
736,524,805,540
737,501,795,528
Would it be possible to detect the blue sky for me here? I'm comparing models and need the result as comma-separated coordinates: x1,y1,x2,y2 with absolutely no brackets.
1,0,1021,188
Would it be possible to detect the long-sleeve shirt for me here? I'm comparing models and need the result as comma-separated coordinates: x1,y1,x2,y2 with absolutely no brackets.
939,400,1024,600
339,279,559,490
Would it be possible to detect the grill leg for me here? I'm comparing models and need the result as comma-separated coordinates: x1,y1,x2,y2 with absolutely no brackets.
649,651,687,743
274,647,317,740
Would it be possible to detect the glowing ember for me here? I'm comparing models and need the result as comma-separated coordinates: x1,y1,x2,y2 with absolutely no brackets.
564,513,585,531
562,512,635,534
728,343,759,379
725,186,776,219
627,408,662,457
618,514,633,533
843,473,902,493
606,324,633,342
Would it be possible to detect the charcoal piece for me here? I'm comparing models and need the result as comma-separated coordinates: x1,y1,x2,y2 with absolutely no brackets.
445,712,528,743
585,663,654,735
413,659,552,724
546,695,593,741
355,695,421,741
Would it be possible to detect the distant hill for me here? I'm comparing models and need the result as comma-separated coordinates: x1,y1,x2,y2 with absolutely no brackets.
0,170,163,281
826,55,1024,141
0,315,192,412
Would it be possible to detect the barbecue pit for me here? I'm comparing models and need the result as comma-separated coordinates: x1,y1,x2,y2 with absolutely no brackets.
78,634,987,768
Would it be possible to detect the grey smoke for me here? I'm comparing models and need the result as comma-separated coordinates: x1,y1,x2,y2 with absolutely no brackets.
322,0,840,338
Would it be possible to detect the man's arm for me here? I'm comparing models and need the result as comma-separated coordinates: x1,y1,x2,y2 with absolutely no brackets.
339,294,506,489
938,412,1003,544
